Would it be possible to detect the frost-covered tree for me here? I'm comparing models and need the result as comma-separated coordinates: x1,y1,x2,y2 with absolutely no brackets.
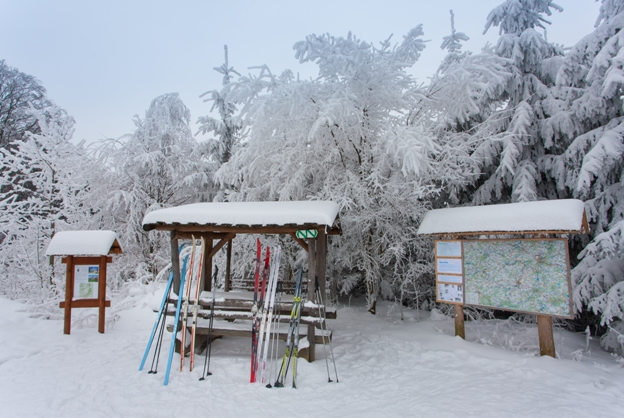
217,28,440,313
545,0,624,352
0,105,100,303
0,60,51,148
98,93,207,282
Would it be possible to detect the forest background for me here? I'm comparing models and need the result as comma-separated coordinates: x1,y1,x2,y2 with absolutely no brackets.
2,0,624,355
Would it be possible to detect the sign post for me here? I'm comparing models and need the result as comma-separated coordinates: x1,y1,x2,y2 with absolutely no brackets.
46,230,122,335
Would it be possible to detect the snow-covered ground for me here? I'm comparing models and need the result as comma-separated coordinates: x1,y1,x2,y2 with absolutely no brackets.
1,285,623,418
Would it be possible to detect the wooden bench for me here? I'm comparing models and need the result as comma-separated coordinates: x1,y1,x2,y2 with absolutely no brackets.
166,290,335,362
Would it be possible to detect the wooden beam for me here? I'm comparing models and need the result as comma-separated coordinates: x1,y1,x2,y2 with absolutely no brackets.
64,256,74,335
203,234,213,291
289,232,309,252
62,256,112,265
147,223,330,235
60,299,111,308
308,238,317,298
225,239,232,292
98,255,107,333
425,229,586,238
208,233,236,258
316,228,327,306
537,315,556,357
171,232,181,295
454,304,465,339
172,231,232,241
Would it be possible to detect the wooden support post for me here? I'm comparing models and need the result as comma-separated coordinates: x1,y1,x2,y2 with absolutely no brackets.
171,231,181,295
203,234,213,292
64,255,74,335
537,315,556,358
454,304,465,339
225,239,232,292
315,228,327,306
308,238,316,297
307,322,316,362
98,255,107,333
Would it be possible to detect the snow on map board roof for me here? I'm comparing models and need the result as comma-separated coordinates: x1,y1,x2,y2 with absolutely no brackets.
417,199,588,235
45,230,122,256
142,201,340,230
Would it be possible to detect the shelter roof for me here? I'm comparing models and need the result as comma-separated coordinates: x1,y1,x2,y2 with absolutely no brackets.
142,201,341,234
417,199,589,236
45,231,123,256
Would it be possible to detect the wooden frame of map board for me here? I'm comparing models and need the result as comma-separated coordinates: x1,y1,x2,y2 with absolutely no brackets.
462,238,573,319
434,240,464,305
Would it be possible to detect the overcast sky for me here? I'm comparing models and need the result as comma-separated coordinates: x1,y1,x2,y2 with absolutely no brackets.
1,0,601,143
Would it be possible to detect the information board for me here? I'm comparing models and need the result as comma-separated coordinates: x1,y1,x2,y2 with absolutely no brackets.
434,240,464,305
463,239,572,318
74,265,99,299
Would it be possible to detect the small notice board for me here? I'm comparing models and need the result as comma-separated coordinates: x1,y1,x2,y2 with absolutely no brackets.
435,240,464,305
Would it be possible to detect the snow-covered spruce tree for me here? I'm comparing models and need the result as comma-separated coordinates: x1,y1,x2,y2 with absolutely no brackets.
454,0,565,205
0,105,101,304
216,29,440,313
97,93,207,283
426,10,512,205
197,45,242,201
546,0,624,353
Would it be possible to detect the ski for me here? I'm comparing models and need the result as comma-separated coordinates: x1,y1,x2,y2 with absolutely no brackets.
179,236,197,371
315,276,338,383
260,246,281,385
139,243,184,372
274,265,304,388
163,250,191,386
250,239,261,383
253,246,271,379
267,281,283,388
200,265,219,380
189,236,206,372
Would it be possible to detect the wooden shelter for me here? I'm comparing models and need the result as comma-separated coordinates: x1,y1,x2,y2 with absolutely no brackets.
142,201,341,303
46,230,123,334
417,199,589,358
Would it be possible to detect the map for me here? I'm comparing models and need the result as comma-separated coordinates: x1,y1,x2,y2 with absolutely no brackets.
463,239,572,318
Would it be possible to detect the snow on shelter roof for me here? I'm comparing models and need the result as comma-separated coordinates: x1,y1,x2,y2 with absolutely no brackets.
417,199,589,236
142,201,340,232
45,231,122,256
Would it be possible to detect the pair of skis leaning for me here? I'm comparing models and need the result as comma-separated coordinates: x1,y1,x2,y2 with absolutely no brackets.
274,264,305,388
140,237,219,385
251,241,282,385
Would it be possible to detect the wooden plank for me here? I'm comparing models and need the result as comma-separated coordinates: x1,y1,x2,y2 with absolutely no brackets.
427,229,586,238
454,304,465,339
307,322,316,362
60,299,111,308
64,256,74,334
167,323,332,344
537,315,556,357
62,256,112,264
98,255,107,333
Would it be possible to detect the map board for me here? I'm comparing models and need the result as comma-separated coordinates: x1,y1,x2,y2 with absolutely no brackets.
463,239,572,318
